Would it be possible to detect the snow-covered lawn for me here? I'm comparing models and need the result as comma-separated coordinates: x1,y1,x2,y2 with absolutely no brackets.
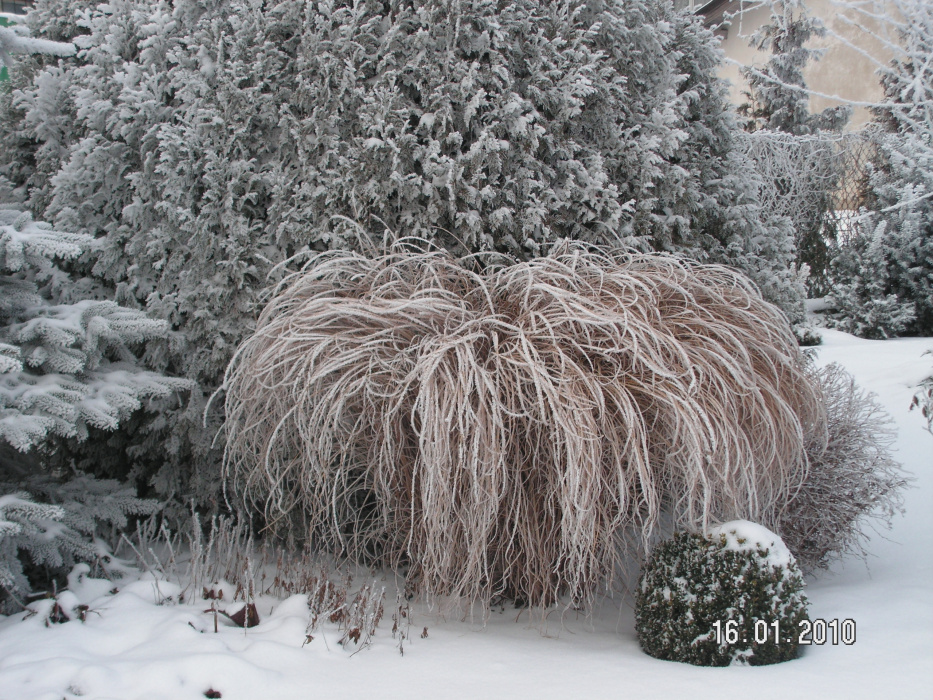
0,329,930,700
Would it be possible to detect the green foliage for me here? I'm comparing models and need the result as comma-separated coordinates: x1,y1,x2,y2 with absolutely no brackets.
635,529,808,667
0,471,159,611
0,490,62,603
0,14,9,84
1,15,14,84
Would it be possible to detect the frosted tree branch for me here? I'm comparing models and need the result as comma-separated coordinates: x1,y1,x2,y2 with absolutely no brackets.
0,23,74,69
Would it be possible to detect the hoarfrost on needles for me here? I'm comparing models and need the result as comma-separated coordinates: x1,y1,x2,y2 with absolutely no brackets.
0,208,190,452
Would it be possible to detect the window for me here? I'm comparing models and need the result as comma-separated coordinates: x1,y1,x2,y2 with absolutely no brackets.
0,1,32,15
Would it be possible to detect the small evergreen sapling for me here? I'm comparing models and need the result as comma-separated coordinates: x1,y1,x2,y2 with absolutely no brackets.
828,225,917,339
739,0,850,135
635,522,808,667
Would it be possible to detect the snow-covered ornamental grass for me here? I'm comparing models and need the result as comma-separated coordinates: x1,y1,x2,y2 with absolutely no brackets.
220,242,901,611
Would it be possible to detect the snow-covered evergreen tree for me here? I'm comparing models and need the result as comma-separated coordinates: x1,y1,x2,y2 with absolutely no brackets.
0,208,190,451
0,207,180,608
739,0,850,135
737,0,851,299
0,0,805,508
828,0,933,337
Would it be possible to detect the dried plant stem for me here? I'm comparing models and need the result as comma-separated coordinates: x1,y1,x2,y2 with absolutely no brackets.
781,362,907,572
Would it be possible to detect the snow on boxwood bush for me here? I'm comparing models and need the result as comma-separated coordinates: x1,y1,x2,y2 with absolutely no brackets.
635,521,808,667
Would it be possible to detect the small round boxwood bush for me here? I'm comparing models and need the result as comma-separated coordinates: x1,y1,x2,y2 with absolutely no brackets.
635,521,809,666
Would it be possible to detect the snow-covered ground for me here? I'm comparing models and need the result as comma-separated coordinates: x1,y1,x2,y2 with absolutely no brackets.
0,329,930,700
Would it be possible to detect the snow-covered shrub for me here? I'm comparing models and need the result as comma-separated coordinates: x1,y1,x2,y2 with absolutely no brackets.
221,243,823,610
0,0,805,510
739,129,846,301
911,360,933,435
794,322,822,347
828,227,917,339
635,522,809,667
778,363,908,571
0,472,157,612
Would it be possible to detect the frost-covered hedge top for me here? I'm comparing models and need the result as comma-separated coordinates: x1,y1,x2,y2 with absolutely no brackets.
5,0,802,389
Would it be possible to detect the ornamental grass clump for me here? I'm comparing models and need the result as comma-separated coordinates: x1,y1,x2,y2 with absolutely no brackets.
635,521,809,666
221,241,825,610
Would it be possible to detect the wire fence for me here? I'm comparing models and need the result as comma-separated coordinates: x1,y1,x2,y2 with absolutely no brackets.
739,127,878,236
738,127,880,294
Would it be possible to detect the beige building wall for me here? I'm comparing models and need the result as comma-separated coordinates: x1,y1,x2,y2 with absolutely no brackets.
711,0,896,129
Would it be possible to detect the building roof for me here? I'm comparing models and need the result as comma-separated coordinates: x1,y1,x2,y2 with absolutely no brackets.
697,0,736,28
